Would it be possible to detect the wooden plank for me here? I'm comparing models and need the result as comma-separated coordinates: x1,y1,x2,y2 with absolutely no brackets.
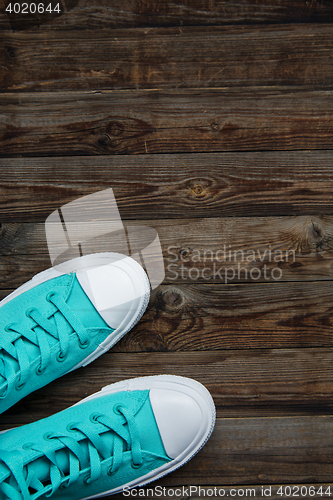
2,403,333,484
2,349,333,422
1,89,333,157
1,215,333,286
3,0,333,32
3,278,333,352
2,25,333,91
2,278,333,351
131,281,333,352
1,150,333,219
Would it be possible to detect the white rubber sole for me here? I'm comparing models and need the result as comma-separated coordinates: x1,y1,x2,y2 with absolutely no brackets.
76,375,216,499
0,253,150,372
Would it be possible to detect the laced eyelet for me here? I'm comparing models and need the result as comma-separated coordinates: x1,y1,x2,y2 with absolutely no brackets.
56,350,67,362
79,338,90,349
0,390,8,400
60,479,70,489
83,474,92,485
4,323,14,332
43,432,53,441
107,467,117,476
66,423,77,432
89,413,101,423
35,364,46,375
22,442,34,450
113,403,124,415
131,462,142,469
25,307,37,318
15,378,25,391
46,291,57,303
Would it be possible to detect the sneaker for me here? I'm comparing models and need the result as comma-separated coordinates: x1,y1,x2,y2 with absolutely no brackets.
0,375,215,499
0,253,150,414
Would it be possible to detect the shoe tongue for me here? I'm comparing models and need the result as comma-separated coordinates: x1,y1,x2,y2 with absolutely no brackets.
66,276,110,330
134,396,168,458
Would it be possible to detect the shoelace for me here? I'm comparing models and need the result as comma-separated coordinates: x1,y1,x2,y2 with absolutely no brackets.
0,292,90,398
0,405,143,500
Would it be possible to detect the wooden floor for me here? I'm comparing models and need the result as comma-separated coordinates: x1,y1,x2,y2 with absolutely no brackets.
2,1,333,498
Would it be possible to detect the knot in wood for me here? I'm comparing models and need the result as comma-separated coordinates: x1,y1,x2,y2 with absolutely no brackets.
162,289,184,311
192,184,204,196
6,46,16,58
98,134,110,146
179,247,191,260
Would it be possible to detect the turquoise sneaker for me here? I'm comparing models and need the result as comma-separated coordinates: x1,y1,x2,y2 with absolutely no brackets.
0,253,150,414
0,375,215,499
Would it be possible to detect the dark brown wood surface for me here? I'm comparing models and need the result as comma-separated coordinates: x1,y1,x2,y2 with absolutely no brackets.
2,24,333,91
3,0,333,31
2,215,333,287
2,92,333,157
2,279,333,351
1,0,333,496
1,152,333,219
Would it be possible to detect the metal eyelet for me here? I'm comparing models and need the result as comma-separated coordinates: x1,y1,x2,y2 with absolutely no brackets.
15,378,25,391
60,479,70,489
66,423,77,432
113,403,124,415
4,323,14,332
131,462,142,469
22,442,34,450
83,474,92,485
35,364,46,375
0,390,8,400
79,339,90,349
89,413,101,424
25,307,37,318
43,432,53,441
56,350,67,362
46,292,57,302
107,467,117,476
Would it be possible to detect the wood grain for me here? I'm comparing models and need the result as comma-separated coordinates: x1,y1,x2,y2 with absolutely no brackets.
1,0,333,490
1,215,333,286
2,217,333,354
2,25,333,91
2,278,333,352
3,0,333,31
2,348,333,423
1,89,333,157
122,281,333,352
1,151,333,220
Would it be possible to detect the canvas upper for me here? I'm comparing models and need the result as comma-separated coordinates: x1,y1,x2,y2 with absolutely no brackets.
0,273,113,414
0,375,216,500
0,253,150,415
0,388,171,500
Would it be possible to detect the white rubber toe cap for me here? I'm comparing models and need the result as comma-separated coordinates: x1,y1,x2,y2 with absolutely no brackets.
76,255,149,330
149,387,208,460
